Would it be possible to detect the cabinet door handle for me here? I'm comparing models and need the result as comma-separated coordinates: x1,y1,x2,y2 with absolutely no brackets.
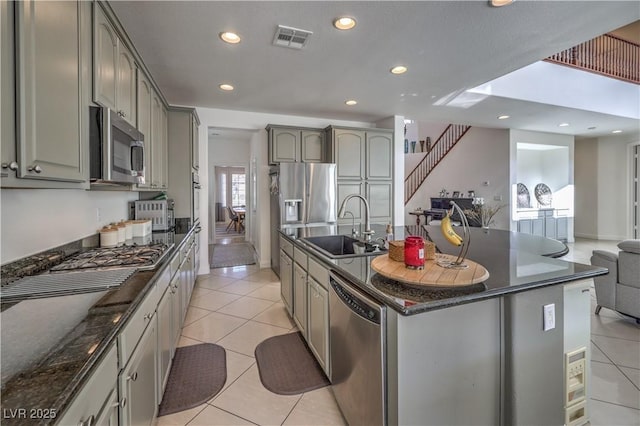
1,162,18,171
77,414,95,426
119,397,127,408
127,371,138,381
27,164,43,173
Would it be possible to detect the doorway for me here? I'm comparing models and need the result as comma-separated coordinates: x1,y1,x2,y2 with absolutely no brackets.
214,166,246,244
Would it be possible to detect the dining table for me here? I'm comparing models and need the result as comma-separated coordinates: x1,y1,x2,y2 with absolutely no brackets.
232,207,246,232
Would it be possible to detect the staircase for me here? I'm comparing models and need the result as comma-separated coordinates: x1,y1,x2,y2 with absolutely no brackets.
404,124,471,204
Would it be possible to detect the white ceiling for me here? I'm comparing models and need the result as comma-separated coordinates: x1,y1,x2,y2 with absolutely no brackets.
109,1,640,139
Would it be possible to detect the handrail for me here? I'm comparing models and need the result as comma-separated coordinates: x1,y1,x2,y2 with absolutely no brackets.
545,33,639,84
404,124,471,204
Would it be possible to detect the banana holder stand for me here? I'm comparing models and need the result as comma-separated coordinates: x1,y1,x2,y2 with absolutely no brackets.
438,201,471,269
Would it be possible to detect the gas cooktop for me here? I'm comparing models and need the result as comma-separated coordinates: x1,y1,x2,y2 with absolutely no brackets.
49,242,172,273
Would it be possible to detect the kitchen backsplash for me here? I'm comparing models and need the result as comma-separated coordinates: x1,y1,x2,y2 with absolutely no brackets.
1,188,138,264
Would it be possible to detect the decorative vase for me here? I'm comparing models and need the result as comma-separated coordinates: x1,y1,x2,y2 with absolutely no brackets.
419,140,425,152
426,137,432,151
404,139,408,154
411,141,416,153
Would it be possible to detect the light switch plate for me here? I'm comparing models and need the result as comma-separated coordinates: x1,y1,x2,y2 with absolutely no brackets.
543,303,555,331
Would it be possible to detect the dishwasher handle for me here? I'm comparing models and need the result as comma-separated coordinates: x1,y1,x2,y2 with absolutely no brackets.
330,275,382,325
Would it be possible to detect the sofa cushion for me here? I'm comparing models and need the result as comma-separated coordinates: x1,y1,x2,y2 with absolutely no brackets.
618,251,640,289
618,239,640,254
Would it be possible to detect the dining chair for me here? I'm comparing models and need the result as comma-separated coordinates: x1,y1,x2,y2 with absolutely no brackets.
225,206,239,233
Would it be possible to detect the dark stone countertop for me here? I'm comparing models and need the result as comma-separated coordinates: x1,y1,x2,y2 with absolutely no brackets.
0,230,195,425
280,223,607,316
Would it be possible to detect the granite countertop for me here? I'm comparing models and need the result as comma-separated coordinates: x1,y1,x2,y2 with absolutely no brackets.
281,223,607,316
0,230,194,425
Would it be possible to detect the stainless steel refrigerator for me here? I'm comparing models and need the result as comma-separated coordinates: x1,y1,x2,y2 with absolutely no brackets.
270,163,337,275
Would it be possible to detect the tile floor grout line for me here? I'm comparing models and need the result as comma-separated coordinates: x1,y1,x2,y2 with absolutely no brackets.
203,403,260,426
590,397,640,411
591,331,640,343
279,393,305,426
161,403,208,426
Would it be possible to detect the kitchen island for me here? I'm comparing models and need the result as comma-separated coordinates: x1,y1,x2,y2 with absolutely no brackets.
279,224,606,426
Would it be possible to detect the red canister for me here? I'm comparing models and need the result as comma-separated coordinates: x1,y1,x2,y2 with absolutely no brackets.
404,236,425,269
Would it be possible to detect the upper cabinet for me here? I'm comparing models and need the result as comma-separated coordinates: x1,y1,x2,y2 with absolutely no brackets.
326,126,394,224
1,0,89,188
93,3,136,127
191,114,199,171
137,71,153,189
267,125,326,164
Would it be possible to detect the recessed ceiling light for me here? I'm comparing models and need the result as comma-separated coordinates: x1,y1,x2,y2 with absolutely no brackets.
490,0,515,6
588,126,597,130
345,100,357,106
497,115,510,120
219,32,241,44
333,17,356,30
558,123,570,127
612,129,623,133
219,84,234,91
390,65,408,75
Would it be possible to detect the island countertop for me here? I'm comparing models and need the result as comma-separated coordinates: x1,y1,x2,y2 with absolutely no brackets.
0,229,195,425
280,224,607,315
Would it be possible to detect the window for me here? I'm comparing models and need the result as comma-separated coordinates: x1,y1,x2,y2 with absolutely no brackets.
231,173,246,207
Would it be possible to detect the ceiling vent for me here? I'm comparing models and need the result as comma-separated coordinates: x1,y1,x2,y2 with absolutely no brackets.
273,25,312,49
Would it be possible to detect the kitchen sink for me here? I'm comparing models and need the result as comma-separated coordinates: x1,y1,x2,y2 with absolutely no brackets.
301,235,387,259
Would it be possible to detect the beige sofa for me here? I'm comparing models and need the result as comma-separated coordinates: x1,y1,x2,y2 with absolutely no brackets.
590,239,640,323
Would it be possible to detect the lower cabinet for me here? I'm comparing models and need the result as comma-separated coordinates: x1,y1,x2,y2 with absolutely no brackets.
517,209,568,242
307,277,329,374
55,343,118,426
293,262,308,338
119,316,157,426
280,250,293,315
157,286,173,403
169,272,182,352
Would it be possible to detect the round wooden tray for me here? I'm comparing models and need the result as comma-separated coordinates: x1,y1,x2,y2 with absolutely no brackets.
370,254,489,288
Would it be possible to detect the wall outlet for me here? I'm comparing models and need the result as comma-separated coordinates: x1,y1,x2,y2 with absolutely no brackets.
543,303,555,331
494,195,503,201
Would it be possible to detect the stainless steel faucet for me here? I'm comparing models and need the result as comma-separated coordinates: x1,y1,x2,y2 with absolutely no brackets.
338,194,375,242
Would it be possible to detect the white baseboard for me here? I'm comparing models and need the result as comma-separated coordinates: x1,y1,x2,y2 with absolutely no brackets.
259,260,270,269
574,232,626,241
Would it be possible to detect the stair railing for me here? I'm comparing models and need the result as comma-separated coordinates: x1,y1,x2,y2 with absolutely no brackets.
404,124,471,204
545,33,639,84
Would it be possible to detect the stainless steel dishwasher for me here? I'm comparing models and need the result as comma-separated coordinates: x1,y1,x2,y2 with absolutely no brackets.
329,271,387,426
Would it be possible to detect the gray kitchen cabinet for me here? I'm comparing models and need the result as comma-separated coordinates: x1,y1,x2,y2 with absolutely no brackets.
93,3,136,126
280,250,293,315
293,261,308,338
0,0,15,181
119,315,157,426
191,114,200,171
169,271,182,352
556,216,568,241
366,131,393,180
329,128,366,179
167,107,199,223
157,285,172,403
137,71,153,189
94,387,119,426
327,126,394,225
301,130,325,163
267,125,325,164
308,277,329,374
55,343,118,426
151,92,164,189
366,181,393,224
517,209,568,242
337,181,364,225
161,105,169,188
11,0,88,185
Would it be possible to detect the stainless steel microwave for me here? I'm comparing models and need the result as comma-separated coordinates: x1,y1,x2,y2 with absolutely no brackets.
89,106,145,185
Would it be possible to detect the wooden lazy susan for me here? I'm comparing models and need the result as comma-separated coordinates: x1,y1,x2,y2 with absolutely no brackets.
371,254,489,288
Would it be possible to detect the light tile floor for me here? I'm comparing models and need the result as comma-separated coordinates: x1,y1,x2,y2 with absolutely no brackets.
157,238,639,426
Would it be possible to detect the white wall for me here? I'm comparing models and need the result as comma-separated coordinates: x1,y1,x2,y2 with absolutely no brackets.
1,189,138,263
405,126,511,229
517,147,570,209
196,107,373,269
574,138,599,238
595,135,637,240
376,115,405,226
510,130,575,241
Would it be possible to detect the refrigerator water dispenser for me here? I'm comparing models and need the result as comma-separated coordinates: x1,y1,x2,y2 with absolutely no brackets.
284,199,302,222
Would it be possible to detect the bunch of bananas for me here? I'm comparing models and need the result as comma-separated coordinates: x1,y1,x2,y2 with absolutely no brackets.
441,212,463,246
